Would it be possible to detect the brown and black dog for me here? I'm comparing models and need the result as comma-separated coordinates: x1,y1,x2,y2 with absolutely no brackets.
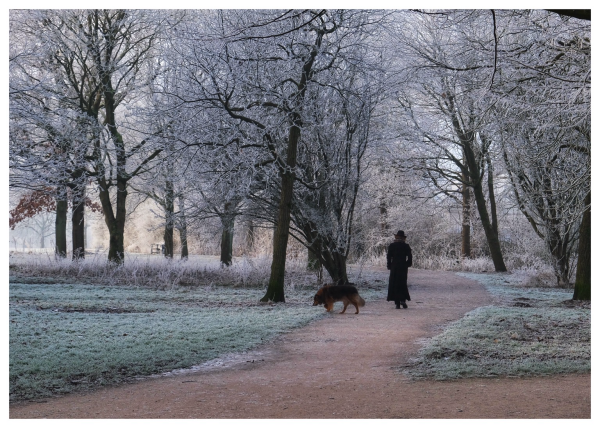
313,284,366,314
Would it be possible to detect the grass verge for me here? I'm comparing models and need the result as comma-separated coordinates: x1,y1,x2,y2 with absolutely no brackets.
404,272,590,380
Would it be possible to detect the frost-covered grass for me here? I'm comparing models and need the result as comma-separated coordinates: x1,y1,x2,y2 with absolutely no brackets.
363,251,557,283
9,256,388,403
404,272,590,380
8,252,319,288
9,281,331,402
11,251,587,400
459,272,578,306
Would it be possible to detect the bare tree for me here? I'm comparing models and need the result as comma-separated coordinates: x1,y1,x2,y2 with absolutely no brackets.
9,15,94,260
10,10,169,263
166,10,390,300
390,10,508,271
501,127,588,285
494,10,590,289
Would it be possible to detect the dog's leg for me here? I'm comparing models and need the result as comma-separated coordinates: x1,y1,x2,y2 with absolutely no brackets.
350,298,359,314
340,300,349,314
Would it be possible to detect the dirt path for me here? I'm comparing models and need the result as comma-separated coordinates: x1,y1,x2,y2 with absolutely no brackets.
10,269,590,419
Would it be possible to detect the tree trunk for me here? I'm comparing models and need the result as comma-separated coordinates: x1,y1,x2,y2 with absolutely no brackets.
178,195,188,260
541,171,571,286
463,141,506,272
71,186,86,260
246,220,255,254
321,250,349,285
261,29,324,303
379,201,389,231
303,227,348,285
163,226,174,259
98,179,127,264
179,224,189,260
299,216,324,281
307,248,323,282
486,153,499,236
573,191,591,300
461,169,471,258
482,152,506,271
307,247,321,271
101,58,128,264
547,231,570,286
108,179,128,263
220,223,234,266
261,124,300,302
55,191,67,258
38,216,51,249
220,225,234,266
260,130,300,302
179,225,188,260
471,176,507,271
447,94,506,271
220,202,234,267
379,201,390,255
163,179,174,258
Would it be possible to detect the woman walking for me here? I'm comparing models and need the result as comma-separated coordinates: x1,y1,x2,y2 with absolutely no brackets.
386,230,413,309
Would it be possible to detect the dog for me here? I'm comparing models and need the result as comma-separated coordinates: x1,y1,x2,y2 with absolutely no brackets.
313,284,365,314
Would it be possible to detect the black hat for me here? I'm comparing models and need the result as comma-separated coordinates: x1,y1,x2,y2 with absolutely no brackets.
394,230,407,238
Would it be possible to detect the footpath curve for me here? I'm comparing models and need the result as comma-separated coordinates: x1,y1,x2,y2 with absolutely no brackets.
10,269,590,418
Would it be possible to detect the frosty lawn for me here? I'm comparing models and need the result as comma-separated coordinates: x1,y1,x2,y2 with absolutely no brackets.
10,271,590,402
9,281,332,402
405,273,591,380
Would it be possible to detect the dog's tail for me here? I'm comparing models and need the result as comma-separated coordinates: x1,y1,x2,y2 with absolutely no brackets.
358,296,366,307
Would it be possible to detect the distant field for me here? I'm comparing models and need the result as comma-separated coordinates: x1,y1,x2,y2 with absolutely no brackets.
8,252,311,288
9,251,229,270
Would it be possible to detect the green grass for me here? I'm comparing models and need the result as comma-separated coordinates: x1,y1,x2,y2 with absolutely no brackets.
404,273,590,380
9,281,331,402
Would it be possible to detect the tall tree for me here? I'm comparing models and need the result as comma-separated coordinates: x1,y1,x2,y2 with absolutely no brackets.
288,64,387,284
391,10,508,271
168,10,386,300
493,10,590,288
573,192,590,300
13,10,168,263
501,127,587,285
85,10,165,263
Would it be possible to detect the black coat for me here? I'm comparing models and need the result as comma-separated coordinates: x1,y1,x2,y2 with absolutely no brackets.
386,240,412,302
